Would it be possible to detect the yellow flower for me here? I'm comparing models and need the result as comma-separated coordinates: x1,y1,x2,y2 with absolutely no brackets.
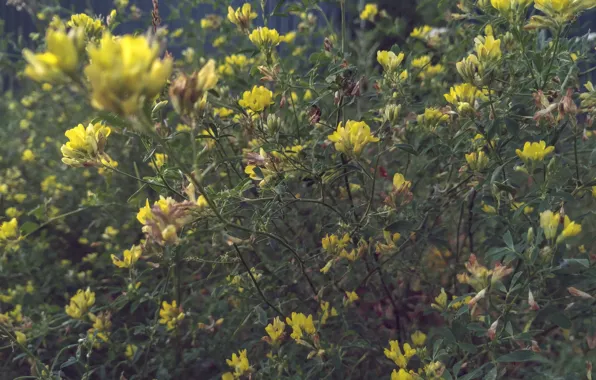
125,344,138,361
482,203,497,214
417,107,449,130
214,107,234,118
491,0,533,16
149,153,167,170
200,15,223,30
281,31,297,44
111,245,142,268
465,151,489,171
286,312,316,341
213,36,227,47
474,35,502,62
320,259,334,274
169,59,218,115
249,27,282,50
391,369,414,380
239,85,274,113
410,25,433,39
431,288,448,310
444,83,488,113
540,210,560,240
320,301,338,325
534,0,595,22
392,173,411,191
159,300,185,330
557,215,582,243
227,4,257,31
344,291,359,306
23,28,79,83
61,122,112,167
360,4,379,21
377,50,405,73
515,141,555,163
0,218,20,242
411,55,431,68
21,149,35,162
65,288,95,319
85,33,173,116
411,330,427,347
322,233,350,255
15,331,26,345
87,311,112,347
265,317,286,345
224,349,251,379
328,120,379,157
384,340,415,368
67,14,104,38
511,202,534,215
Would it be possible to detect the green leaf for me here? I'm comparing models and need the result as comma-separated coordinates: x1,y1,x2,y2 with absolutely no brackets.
503,230,514,251
483,366,497,380
19,221,39,235
396,143,418,156
547,311,571,329
496,350,546,363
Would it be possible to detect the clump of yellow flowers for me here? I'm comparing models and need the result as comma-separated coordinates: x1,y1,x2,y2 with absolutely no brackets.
111,244,142,268
249,27,282,51
136,197,195,246
360,4,379,22
65,288,95,319
227,3,257,32
286,312,317,342
239,85,274,113
0,218,20,244
67,13,104,39
23,27,82,83
222,349,251,380
444,83,489,114
85,32,173,117
528,0,596,29
328,120,379,158
263,317,286,345
169,59,218,116
60,122,113,167
159,300,185,330
465,150,490,171
539,210,582,244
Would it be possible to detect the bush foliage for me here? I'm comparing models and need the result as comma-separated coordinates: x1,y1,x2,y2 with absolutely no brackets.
2,0,596,379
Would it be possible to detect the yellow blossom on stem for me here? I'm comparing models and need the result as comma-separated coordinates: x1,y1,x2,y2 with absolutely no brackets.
516,140,555,163
125,344,138,361
23,28,80,83
474,35,502,62
410,25,433,39
223,349,251,379
15,331,27,345
377,50,405,73
249,27,282,50
465,150,489,171
328,120,379,158
21,149,35,162
286,312,316,341
557,215,582,243
417,107,449,131
444,83,488,114
534,0,595,23
391,368,414,380
169,59,218,115
239,85,274,113
84,32,173,117
227,4,257,31
360,4,379,21
411,330,427,347
159,300,185,330
65,288,95,319
344,291,359,306
0,218,20,242
111,245,142,268
384,340,416,368
392,173,411,191
264,317,285,345
61,122,112,167
322,233,350,255
67,14,104,38
320,301,338,325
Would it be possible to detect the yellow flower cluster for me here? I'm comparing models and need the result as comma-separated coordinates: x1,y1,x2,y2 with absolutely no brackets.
169,59,218,115
444,83,489,114
286,312,316,341
465,150,489,171
87,311,111,348
227,4,257,31
85,33,173,116
67,13,104,38
384,339,416,368
328,120,380,158
111,245,142,268
264,317,285,345
137,197,195,246
60,122,113,167
360,4,379,21
65,288,95,319
159,300,185,330
540,210,582,243
23,28,80,83
239,85,274,113
515,140,555,163
0,218,20,243
249,27,282,50
417,107,449,131
222,349,251,380
377,51,405,73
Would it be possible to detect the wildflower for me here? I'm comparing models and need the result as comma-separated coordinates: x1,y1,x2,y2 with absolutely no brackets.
360,4,379,21
169,59,218,115
557,215,582,243
482,203,497,214
125,344,138,361
249,27,282,50
60,122,112,167
67,14,104,38
458,254,512,290
392,173,411,191
444,83,488,114
85,33,173,116
149,153,167,170
491,0,533,17
391,369,414,380
339,249,358,262
0,218,20,242
286,312,316,341
23,28,80,83
468,288,487,307
214,107,234,118
516,140,555,164
568,287,594,299
384,340,416,368
534,0,595,23
200,14,223,30
322,233,350,255
239,85,274,113
65,288,95,319
474,35,502,62
264,317,285,345
320,301,338,325
87,311,112,347
410,25,433,39
328,120,379,157
411,330,427,347
15,331,26,345
411,55,431,69
344,291,359,306
320,259,333,273
111,245,142,268
377,50,405,73
227,4,257,31
281,31,297,44
417,107,449,131
465,150,489,171
21,149,35,162
159,300,185,330
375,230,401,254
223,349,251,379
137,197,194,245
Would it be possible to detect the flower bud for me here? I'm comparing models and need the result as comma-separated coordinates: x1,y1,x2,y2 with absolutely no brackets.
266,114,281,135
383,104,401,125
